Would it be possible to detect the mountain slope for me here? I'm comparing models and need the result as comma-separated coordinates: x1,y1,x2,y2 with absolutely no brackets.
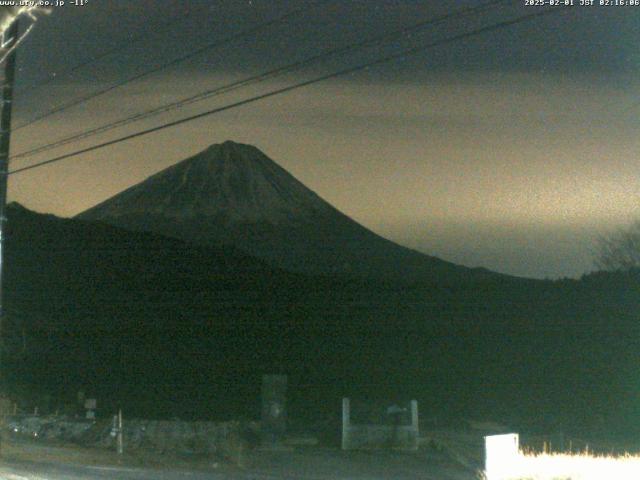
5,203,640,433
78,141,494,281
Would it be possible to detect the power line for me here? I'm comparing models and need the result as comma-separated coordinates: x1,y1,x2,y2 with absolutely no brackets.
11,2,318,132
15,6,195,95
9,6,569,177
11,0,510,163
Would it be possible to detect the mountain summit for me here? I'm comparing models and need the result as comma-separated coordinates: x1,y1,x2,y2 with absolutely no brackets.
81,141,334,224
78,141,493,281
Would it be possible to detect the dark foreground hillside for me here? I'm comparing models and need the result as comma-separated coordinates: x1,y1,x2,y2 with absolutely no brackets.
3,204,640,438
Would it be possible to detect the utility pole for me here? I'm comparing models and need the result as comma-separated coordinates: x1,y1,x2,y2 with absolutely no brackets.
0,18,19,369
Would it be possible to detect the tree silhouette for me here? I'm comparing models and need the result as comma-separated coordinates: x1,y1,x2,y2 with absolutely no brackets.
595,221,640,271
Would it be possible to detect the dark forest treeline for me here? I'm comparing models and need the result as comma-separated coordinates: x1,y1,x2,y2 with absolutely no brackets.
3,204,639,437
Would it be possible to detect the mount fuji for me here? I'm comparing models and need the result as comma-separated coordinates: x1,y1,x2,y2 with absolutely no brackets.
78,140,494,282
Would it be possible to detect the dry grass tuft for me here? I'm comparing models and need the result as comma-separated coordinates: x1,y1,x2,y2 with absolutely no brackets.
482,449,640,480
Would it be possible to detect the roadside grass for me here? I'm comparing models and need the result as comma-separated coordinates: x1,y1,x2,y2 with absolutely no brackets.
481,449,640,480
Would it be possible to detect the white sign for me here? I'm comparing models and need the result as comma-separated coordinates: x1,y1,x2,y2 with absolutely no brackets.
485,433,520,480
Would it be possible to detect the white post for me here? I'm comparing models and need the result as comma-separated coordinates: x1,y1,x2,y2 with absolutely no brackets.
410,400,418,430
117,409,123,455
484,433,519,480
341,398,350,450
410,400,419,450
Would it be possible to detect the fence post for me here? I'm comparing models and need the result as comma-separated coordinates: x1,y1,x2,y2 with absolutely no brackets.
117,409,123,455
341,398,350,450
410,400,419,450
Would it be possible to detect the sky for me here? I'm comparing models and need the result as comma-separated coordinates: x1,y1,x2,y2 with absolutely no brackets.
4,0,640,279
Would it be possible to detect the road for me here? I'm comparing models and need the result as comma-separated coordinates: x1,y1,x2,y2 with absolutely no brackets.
0,451,476,480
0,461,271,480
0,432,480,480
